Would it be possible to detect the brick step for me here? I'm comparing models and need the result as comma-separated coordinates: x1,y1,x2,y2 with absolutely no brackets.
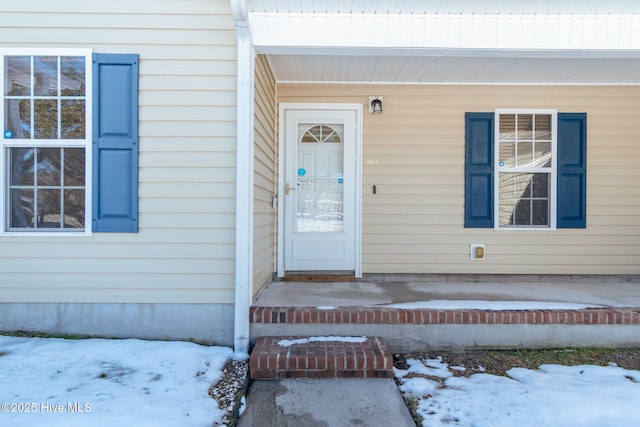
250,306,640,352
249,336,393,380
251,306,640,326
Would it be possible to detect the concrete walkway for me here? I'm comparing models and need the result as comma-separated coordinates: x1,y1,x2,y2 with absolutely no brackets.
237,378,415,427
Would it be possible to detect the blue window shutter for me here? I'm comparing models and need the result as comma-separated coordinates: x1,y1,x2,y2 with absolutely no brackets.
92,53,139,232
465,112,494,228
557,113,587,228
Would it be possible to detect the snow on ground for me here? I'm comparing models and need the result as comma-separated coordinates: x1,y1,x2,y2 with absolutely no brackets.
0,336,237,427
382,300,605,310
395,357,640,427
277,336,367,347
5,334,640,427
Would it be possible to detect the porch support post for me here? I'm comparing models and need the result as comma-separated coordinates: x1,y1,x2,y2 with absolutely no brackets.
231,0,254,355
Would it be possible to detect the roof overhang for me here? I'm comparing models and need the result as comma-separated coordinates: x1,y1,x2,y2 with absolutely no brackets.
244,1,640,84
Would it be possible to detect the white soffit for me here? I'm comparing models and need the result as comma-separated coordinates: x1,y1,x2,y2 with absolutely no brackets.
246,0,640,15
267,55,640,84
245,1,640,84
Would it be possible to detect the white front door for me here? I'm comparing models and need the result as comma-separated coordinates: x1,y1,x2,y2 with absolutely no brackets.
282,107,359,272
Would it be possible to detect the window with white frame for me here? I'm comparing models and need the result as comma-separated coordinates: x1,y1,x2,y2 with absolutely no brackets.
2,50,90,232
495,110,557,229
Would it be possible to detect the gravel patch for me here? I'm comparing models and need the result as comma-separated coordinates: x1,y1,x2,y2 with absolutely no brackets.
209,359,249,426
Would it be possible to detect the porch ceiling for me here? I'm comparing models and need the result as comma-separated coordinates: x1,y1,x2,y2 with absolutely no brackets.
245,0,640,84
265,54,640,85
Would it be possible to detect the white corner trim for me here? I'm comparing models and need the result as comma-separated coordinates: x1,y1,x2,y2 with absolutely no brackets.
230,0,249,25
232,0,254,356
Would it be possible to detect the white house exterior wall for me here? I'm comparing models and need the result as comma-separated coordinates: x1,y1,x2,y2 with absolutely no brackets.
278,84,640,275
0,0,238,344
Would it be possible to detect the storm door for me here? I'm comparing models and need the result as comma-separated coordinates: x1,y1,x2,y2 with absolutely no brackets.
283,108,357,272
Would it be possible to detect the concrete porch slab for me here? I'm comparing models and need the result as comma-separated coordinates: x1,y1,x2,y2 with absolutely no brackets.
249,275,640,351
253,275,640,308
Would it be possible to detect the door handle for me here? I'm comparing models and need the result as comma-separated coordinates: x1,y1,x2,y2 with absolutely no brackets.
285,182,296,195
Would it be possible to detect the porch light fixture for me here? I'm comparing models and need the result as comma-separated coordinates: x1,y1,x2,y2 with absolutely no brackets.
369,96,383,114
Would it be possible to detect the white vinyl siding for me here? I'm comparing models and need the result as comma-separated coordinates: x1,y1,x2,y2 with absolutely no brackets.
253,54,277,295
278,84,640,274
0,0,238,303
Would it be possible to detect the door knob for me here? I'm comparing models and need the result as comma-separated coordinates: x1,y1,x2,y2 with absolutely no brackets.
285,182,296,195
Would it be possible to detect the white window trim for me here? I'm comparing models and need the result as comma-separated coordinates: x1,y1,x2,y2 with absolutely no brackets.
0,48,93,236
493,109,558,231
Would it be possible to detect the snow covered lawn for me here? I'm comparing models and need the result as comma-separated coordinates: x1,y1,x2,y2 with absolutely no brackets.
0,335,237,427
395,356,640,427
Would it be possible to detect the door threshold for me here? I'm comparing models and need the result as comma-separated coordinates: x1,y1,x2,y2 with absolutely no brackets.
284,271,355,282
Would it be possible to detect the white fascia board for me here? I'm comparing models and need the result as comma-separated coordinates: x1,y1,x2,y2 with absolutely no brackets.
250,13,640,55
258,46,640,59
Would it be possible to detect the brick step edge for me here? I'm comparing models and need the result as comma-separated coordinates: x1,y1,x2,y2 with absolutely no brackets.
250,306,640,325
249,336,393,380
